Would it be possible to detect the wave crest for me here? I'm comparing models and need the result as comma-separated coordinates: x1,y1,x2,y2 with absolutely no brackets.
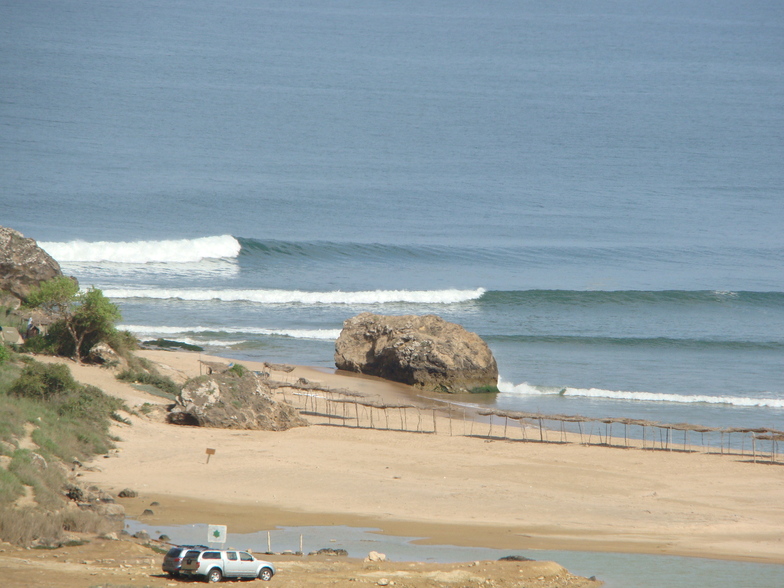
498,379,784,409
40,235,241,263
121,324,341,341
105,287,485,305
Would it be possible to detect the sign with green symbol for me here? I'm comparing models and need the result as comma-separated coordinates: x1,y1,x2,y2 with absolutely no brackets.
207,524,227,543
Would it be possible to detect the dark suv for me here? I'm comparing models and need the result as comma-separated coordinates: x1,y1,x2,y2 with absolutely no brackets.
162,544,209,577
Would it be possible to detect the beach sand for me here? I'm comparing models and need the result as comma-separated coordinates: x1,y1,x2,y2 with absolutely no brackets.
9,349,783,587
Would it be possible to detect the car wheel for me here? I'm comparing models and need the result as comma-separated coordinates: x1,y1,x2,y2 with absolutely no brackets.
258,567,273,581
207,568,223,582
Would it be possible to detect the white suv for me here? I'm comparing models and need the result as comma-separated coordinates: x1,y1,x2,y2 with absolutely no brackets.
180,548,275,582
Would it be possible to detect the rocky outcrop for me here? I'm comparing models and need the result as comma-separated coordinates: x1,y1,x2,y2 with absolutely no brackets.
0,226,65,303
88,342,128,370
334,313,499,394
168,370,308,430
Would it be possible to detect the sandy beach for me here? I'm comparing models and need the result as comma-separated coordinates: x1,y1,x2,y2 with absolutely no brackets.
24,349,775,569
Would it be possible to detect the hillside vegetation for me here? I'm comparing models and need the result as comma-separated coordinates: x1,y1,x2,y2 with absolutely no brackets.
0,344,128,545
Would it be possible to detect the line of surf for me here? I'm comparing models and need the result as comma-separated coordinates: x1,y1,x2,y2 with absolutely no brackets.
40,235,241,263
498,380,784,409
106,287,486,305
121,324,341,341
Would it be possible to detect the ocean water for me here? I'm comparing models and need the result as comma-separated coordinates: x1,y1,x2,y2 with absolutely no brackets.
2,0,783,579
3,0,783,433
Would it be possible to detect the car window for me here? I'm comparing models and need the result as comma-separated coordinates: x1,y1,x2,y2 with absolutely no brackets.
203,552,221,559
240,552,253,561
227,552,238,560
165,547,181,558
184,550,201,558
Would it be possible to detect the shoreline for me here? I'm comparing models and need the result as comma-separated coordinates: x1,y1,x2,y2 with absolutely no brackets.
48,349,784,566
120,493,784,566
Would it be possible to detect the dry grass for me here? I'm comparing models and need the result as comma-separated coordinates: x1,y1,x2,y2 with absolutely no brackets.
0,505,117,546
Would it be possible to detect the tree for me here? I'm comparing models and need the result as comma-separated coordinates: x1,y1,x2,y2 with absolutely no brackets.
24,277,121,363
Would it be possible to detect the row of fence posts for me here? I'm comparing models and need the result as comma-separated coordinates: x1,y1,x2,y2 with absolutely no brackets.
278,388,780,465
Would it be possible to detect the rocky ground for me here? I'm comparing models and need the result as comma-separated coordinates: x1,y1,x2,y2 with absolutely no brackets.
0,534,601,588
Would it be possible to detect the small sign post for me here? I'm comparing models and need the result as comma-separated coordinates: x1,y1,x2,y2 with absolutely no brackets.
205,448,216,463
208,524,227,545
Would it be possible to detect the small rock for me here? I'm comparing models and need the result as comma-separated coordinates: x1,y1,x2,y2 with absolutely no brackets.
141,509,154,516
377,580,390,586
365,551,386,562
118,488,137,498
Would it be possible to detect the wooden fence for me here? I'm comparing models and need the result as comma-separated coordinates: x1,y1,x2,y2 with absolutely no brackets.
270,378,783,465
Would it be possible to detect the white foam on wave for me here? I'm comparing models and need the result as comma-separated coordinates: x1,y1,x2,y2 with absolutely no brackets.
121,324,341,341
40,235,241,263
107,287,485,305
498,378,784,409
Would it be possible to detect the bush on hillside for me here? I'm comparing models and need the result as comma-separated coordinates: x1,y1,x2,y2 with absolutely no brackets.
116,369,180,399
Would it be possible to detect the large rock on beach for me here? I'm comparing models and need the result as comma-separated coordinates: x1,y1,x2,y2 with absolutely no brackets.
334,313,499,394
0,226,64,302
168,369,308,430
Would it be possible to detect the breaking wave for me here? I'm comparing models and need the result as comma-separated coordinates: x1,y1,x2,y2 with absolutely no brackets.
105,287,486,305
40,235,241,263
121,324,341,341
498,379,784,409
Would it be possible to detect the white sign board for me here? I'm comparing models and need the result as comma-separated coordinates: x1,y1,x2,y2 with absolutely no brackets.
208,524,227,544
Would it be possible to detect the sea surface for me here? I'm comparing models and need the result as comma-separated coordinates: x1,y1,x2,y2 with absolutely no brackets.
2,0,783,581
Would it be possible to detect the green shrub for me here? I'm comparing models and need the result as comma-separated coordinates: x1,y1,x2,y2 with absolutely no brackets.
227,363,247,377
0,344,9,365
116,369,180,398
9,362,77,401
19,331,58,355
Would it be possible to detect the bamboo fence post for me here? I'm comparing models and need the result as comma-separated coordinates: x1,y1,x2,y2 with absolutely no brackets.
487,415,493,438
504,416,509,440
432,409,437,434
449,405,453,436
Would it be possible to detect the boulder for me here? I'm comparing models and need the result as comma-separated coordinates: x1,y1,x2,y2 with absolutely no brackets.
168,370,308,430
89,341,128,369
0,226,65,302
334,313,498,394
